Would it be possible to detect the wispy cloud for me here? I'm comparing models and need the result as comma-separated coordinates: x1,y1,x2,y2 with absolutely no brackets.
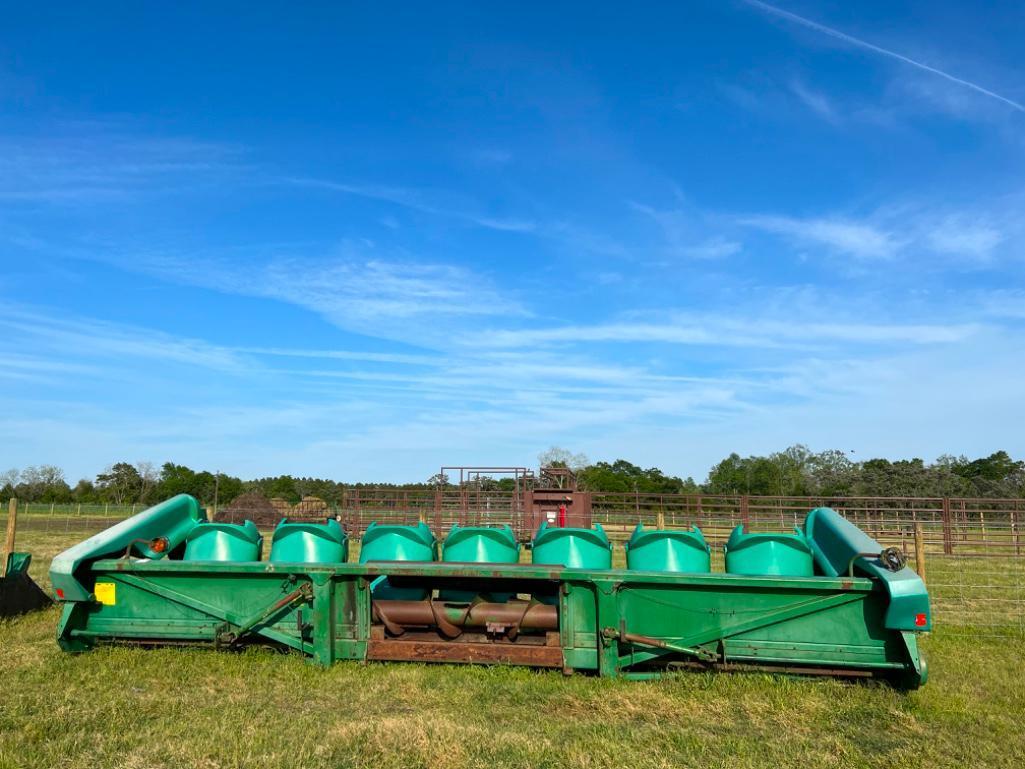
927,214,1005,261
0,306,253,373
0,292,1017,482
0,128,244,203
979,290,1025,320
286,177,536,233
739,199,1018,266
234,347,440,366
110,248,530,345
787,79,839,124
739,214,899,260
468,315,979,350
258,258,523,323
631,201,742,261
742,0,1025,113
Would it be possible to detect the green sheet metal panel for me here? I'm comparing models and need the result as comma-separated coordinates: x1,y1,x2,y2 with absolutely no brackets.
560,580,600,672
625,524,710,573
532,523,612,606
51,558,927,688
724,525,814,577
55,566,354,660
532,522,613,568
359,521,436,600
440,524,520,601
612,575,924,686
442,524,519,563
1,552,53,616
185,521,263,562
269,519,348,563
50,493,203,602
48,497,929,688
804,506,930,631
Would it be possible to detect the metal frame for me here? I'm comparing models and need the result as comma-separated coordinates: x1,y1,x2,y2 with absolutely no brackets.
56,559,926,687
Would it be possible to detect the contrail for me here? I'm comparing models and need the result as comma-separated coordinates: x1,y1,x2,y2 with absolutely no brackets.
742,0,1025,113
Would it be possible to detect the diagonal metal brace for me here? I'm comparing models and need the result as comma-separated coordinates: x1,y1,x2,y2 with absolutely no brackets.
218,583,314,647
109,572,312,653
617,591,867,669
619,631,719,662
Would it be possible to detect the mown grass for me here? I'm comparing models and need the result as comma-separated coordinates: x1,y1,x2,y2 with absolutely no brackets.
2,531,1024,768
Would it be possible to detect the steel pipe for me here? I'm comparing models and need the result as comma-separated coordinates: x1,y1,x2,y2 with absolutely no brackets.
372,598,558,638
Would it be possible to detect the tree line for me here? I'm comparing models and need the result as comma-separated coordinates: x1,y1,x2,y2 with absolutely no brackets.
2,446,1023,506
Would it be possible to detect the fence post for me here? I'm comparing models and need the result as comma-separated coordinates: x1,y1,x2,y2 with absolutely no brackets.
2,497,17,578
941,497,953,555
656,510,665,529
1012,508,1021,557
740,495,750,530
913,523,926,584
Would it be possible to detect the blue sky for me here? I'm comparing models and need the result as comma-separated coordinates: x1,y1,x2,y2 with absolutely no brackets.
2,1,1024,483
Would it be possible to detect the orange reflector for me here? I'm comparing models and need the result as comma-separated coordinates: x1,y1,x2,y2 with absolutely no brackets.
914,613,927,627
56,588,65,599
150,537,168,554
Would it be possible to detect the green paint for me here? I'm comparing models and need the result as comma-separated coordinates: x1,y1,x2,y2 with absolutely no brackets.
624,524,711,573
440,524,520,601
185,521,263,562
269,519,348,564
724,525,815,576
804,506,931,631
50,494,203,601
49,497,931,688
1,552,53,617
359,521,436,600
531,522,613,568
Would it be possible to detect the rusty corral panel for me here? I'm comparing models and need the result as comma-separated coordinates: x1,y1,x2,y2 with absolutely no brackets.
525,489,592,532
368,628,564,667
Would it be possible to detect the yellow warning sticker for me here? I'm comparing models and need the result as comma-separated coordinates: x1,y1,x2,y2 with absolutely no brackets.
94,582,116,605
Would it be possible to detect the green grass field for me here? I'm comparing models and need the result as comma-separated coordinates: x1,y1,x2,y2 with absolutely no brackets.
2,529,1024,768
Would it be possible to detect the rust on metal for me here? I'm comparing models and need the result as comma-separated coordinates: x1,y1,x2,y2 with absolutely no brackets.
367,638,564,667
667,660,878,679
372,598,558,637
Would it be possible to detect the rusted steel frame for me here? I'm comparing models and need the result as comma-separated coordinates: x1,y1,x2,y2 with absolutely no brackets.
372,599,557,636
220,583,313,646
941,497,954,555
621,632,715,661
659,659,878,679
367,638,563,667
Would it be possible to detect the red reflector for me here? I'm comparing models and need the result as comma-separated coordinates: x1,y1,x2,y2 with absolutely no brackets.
55,588,64,599
914,613,927,627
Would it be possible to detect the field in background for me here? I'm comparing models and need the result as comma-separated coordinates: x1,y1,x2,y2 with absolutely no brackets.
3,505,1025,768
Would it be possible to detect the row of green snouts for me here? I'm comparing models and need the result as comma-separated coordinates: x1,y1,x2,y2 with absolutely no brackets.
184,517,819,577
50,493,852,579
